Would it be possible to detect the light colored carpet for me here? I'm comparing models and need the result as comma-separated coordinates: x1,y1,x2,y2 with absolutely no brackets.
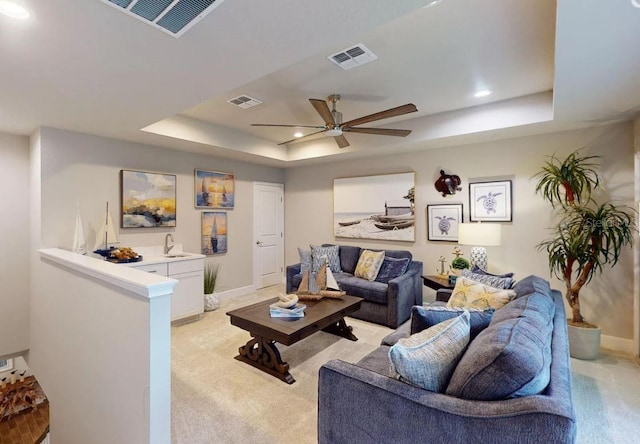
172,285,640,444
171,285,390,444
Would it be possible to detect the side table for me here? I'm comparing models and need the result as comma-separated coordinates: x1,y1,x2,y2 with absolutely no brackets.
422,275,455,291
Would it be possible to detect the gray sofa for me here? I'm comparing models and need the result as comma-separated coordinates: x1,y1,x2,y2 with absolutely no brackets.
317,276,577,444
286,245,423,328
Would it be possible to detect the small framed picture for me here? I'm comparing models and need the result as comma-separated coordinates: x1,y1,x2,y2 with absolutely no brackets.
201,211,227,255
427,203,463,241
195,169,235,209
0,358,13,373
469,180,512,222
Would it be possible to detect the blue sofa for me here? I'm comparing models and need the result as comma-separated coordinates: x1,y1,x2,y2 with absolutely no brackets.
286,245,423,328
317,276,577,444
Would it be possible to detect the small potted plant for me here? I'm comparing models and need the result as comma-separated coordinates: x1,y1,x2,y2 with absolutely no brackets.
534,150,634,359
449,247,470,284
204,263,220,311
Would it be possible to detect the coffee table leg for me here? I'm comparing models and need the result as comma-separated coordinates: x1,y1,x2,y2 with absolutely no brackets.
322,318,358,341
235,336,295,384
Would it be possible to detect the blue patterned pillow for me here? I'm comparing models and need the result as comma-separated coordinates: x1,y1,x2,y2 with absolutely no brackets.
389,311,471,392
471,264,514,278
311,244,341,273
461,270,514,289
375,257,410,283
411,305,493,340
297,247,312,273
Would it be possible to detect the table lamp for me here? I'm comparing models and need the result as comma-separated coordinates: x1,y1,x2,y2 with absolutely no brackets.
458,223,501,271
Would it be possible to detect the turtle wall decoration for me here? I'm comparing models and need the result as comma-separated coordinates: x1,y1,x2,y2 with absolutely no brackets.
434,170,462,197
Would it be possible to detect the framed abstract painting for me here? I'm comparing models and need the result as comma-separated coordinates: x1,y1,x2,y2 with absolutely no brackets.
121,170,176,228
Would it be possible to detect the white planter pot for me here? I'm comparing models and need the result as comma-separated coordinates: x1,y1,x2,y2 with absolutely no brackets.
204,293,220,311
567,323,601,360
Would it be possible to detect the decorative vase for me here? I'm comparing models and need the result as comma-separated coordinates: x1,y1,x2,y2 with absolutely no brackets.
567,323,601,360
204,293,220,311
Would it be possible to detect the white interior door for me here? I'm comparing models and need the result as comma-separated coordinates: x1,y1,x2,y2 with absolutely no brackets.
253,182,284,289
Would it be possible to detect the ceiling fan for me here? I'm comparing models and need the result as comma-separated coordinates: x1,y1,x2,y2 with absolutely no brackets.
251,94,418,148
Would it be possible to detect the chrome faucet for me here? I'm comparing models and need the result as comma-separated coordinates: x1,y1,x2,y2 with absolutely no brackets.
164,233,175,254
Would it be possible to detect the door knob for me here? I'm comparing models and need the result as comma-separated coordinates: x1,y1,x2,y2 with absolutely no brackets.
256,241,263,245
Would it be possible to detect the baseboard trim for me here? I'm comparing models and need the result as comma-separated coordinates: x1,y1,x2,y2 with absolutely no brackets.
215,285,255,301
601,334,635,355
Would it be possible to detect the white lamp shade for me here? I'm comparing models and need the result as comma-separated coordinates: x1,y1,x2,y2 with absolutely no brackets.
458,223,501,246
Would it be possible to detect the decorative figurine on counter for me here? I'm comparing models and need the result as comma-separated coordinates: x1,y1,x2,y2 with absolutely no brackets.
436,256,448,278
434,170,462,197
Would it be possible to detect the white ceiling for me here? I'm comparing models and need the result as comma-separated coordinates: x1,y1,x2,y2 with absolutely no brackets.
1,0,640,167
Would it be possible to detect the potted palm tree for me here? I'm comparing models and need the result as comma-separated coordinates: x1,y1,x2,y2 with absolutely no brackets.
204,263,220,311
534,150,634,359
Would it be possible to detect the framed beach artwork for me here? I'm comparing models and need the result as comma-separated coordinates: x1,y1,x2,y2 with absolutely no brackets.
426,203,463,241
121,170,176,228
0,358,13,373
333,172,415,242
469,180,512,222
201,211,227,255
195,169,235,209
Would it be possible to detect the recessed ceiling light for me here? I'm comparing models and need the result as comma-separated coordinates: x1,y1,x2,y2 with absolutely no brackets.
474,90,492,98
294,132,303,138
0,1,30,20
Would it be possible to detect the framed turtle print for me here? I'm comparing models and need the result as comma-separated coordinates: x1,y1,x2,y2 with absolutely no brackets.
427,203,463,241
469,180,512,222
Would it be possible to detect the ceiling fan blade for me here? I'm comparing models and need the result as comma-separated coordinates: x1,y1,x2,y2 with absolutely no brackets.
278,129,327,146
344,127,412,137
309,98,336,126
334,134,350,148
251,124,325,129
342,103,418,128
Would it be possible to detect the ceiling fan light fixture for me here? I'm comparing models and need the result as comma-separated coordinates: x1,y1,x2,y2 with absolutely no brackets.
325,128,343,137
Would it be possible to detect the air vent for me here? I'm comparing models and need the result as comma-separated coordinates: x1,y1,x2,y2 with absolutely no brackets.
227,95,263,109
100,0,226,38
328,43,378,71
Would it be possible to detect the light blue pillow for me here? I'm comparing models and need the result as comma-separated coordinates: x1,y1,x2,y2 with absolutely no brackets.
297,247,312,273
311,244,341,273
389,311,470,392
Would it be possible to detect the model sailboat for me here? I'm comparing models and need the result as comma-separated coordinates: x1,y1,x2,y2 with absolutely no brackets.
72,206,87,255
211,216,218,254
93,202,119,256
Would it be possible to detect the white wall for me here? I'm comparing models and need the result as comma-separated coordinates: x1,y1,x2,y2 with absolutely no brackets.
31,251,173,444
0,132,30,358
38,127,285,292
285,122,635,341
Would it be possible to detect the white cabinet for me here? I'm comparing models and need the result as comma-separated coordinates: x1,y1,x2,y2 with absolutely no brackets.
168,260,204,321
131,258,203,321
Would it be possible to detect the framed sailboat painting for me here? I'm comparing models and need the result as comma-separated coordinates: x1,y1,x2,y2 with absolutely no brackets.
201,211,227,255
195,169,235,209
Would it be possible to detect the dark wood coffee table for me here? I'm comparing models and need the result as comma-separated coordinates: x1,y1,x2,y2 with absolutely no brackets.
226,295,363,384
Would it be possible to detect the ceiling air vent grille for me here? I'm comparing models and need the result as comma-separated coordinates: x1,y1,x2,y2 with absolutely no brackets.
328,43,378,71
101,0,226,38
227,95,263,109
